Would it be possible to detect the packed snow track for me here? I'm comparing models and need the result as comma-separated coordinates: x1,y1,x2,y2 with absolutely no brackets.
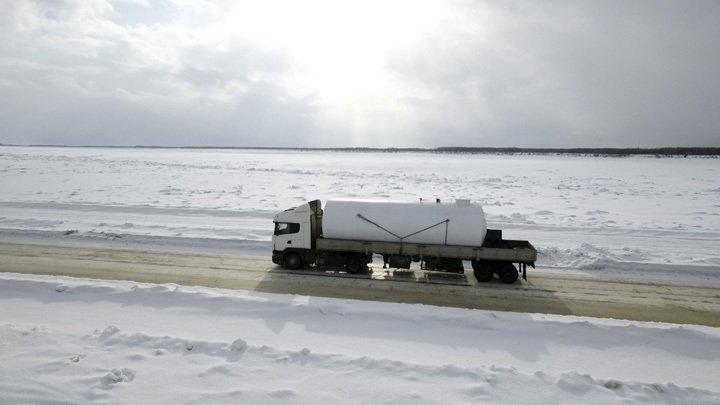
1,242,718,327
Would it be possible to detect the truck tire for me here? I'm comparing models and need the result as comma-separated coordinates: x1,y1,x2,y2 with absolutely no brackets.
472,260,493,282
346,257,366,274
284,252,302,270
498,263,519,284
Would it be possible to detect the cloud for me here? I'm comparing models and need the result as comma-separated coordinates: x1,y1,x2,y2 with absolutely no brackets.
0,0,718,147
385,0,720,147
0,0,317,146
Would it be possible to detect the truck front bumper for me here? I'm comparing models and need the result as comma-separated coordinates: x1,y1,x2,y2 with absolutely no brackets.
272,251,284,265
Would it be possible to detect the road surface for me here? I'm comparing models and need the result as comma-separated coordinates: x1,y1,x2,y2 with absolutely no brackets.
1,242,718,327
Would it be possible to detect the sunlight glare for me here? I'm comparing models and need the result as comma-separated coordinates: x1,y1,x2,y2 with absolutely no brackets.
223,0,444,102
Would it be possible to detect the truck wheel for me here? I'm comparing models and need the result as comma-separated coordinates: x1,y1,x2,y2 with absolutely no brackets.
472,261,493,282
498,263,519,284
284,252,302,270
346,257,366,274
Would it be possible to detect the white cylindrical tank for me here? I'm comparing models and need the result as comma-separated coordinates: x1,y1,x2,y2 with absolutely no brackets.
322,199,487,246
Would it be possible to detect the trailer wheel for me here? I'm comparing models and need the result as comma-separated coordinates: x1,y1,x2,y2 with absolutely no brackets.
472,261,493,282
346,257,366,274
498,263,519,284
284,252,302,270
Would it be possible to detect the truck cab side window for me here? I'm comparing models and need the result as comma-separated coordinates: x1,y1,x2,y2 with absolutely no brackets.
274,222,300,235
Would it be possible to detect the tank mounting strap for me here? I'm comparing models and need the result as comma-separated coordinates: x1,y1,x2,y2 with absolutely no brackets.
356,214,450,243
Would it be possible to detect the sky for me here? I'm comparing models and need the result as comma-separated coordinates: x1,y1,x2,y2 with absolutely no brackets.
1,0,719,148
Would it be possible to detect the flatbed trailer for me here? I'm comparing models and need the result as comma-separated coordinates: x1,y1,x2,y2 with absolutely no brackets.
315,236,536,282
316,237,536,263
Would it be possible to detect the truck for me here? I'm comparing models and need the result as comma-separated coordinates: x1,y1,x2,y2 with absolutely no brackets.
271,199,536,283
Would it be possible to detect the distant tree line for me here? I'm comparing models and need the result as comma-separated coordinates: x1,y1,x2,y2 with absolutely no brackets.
434,147,720,156
168,146,718,156
2,143,719,156
147,146,720,156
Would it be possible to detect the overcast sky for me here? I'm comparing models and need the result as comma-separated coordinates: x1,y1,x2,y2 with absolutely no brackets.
1,0,718,148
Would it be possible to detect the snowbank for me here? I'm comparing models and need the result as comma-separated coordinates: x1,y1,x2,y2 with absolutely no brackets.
1,273,719,404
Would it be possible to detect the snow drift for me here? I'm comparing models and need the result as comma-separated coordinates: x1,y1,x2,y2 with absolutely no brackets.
1,273,719,404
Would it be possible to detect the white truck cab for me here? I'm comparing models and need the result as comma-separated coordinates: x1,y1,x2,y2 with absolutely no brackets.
272,201,318,268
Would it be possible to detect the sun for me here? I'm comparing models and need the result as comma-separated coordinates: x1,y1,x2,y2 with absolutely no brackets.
222,0,444,102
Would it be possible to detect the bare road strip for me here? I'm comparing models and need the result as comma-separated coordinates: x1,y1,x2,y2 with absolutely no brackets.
1,242,718,327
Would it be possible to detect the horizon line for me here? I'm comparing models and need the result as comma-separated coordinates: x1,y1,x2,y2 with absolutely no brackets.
1,143,719,156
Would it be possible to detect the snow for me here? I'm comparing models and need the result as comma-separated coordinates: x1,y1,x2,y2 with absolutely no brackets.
2,273,719,404
1,147,718,281
1,146,720,402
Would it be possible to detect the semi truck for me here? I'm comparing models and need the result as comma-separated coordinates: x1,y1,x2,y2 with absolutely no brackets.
271,199,536,283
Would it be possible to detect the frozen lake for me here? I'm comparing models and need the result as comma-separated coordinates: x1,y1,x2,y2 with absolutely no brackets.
1,146,718,282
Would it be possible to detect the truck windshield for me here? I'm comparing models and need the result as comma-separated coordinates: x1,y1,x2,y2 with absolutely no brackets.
274,222,300,235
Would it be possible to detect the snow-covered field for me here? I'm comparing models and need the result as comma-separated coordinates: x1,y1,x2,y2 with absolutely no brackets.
1,146,719,281
1,146,720,403
2,273,720,404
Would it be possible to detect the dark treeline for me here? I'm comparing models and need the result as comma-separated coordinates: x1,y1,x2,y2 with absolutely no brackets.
2,143,719,156
434,147,720,156
132,145,720,156
164,146,720,156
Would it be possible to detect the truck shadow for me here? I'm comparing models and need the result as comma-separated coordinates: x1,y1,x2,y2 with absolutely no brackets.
251,264,718,364
256,261,579,336
277,264,472,286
